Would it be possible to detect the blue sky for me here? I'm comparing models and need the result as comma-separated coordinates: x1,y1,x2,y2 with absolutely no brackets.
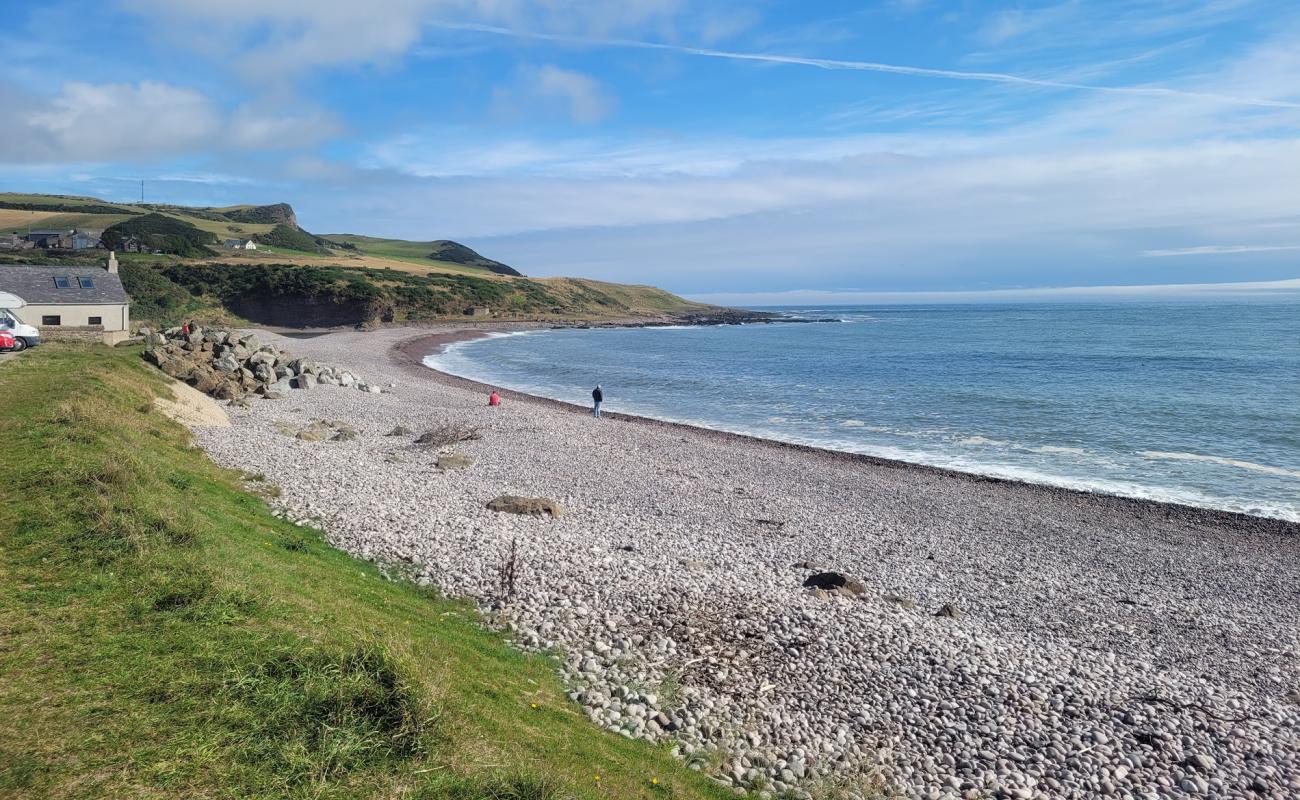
3,0,1300,301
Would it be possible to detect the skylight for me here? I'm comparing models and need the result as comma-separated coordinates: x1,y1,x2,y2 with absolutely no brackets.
53,276,70,289
78,276,95,289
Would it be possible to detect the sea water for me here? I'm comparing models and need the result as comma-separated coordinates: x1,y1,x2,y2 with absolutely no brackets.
425,302,1300,521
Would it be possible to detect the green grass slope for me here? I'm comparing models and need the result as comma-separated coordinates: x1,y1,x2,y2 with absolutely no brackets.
0,345,734,800
321,234,522,276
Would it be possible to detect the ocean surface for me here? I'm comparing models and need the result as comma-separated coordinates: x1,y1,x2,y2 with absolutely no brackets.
425,302,1300,521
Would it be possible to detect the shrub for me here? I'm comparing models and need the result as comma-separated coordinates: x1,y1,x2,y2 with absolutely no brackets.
102,213,217,257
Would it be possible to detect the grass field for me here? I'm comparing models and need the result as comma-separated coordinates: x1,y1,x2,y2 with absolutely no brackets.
322,233,451,263
319,234,518,275
0,345,736,800
0,192,134,208
0,209,63,231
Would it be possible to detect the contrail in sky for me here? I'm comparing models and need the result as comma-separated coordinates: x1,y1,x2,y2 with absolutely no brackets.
428,21,1300,109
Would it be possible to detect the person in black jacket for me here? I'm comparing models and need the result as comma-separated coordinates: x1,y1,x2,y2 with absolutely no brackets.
592,385,603,418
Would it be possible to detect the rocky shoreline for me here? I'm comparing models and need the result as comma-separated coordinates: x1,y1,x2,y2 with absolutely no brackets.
190,325,1300,800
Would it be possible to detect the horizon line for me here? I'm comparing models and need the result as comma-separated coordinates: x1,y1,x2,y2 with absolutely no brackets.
686,277,1300,306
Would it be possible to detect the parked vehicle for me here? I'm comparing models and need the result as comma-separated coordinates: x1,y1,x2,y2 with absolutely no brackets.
0,291,40,351
0,329,15,352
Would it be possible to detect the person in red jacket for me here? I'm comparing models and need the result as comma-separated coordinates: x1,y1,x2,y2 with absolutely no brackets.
488,389,501,407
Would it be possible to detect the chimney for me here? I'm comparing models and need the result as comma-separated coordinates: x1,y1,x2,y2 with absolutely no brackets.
106,250,118,274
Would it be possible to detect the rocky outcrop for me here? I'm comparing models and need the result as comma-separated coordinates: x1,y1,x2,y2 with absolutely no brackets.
225,295,380,329
141,325,381,403
222,202,298,228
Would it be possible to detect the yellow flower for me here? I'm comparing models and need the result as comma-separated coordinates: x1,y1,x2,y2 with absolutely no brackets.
530,703,538,709
594,774,601,781
651,777,659,786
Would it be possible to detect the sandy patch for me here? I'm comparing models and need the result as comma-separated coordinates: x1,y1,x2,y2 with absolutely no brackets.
155,378,230,428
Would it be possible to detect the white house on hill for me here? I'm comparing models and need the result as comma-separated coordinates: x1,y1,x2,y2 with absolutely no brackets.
223,238,257,250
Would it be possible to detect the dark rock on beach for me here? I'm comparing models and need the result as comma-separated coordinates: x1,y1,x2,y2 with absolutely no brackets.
486,495,564,518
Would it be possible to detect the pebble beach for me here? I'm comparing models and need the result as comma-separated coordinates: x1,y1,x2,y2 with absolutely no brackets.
193,325,1300,800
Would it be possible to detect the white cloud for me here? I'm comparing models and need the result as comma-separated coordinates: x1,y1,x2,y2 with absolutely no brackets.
977,1,1079,46
123,0,687,77
14,81,221,161
228,105,342,149
0,80,341,164
493,65,615,124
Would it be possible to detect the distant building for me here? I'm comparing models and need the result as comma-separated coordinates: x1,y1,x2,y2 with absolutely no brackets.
463,306,491,317
19,228,102,250
0,256,130,345
0,234,35,250
69,229,102,250
23,229,69,248
224,238,257,250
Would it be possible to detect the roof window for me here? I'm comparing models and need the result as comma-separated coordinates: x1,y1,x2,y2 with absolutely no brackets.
53,276,71,289
78,276,95,288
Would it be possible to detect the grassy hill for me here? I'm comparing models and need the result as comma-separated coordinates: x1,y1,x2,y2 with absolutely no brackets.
325,235,523,276
0,343,735,800
0,191,710,327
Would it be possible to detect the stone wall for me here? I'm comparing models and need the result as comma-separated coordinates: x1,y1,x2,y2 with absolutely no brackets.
41,326,108,344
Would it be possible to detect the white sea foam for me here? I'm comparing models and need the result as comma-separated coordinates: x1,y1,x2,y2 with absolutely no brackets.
1027,445,1088,455
840,419,866,427
1138,451,1300,479
958,436,1007,447
767,416,788,424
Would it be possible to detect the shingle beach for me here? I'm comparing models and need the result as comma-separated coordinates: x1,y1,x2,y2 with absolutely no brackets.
194,326,1300,800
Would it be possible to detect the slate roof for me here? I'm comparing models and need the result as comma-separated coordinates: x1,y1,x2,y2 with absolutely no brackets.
0,265,129,305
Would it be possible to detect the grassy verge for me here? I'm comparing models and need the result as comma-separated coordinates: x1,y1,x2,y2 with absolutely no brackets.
0,345,734,800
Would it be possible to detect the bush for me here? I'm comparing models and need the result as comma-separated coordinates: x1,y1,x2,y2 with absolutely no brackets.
103,213,217,257
254,224,328,254
119,262,199,324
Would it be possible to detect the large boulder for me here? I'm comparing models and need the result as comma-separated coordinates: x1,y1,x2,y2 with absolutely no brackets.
213,380,243,400
188,367,221,395
252,362,276,383
292,373,317,390
248,350,276,368
142,347,168,367
213,353,241,373
486,495,564,518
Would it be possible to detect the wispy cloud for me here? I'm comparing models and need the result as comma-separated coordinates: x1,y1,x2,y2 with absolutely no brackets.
430,21,1300,109
493,64,615,124
1143,243,1300,257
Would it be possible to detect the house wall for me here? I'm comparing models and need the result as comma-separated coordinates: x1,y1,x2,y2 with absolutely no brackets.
13,302,131,344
